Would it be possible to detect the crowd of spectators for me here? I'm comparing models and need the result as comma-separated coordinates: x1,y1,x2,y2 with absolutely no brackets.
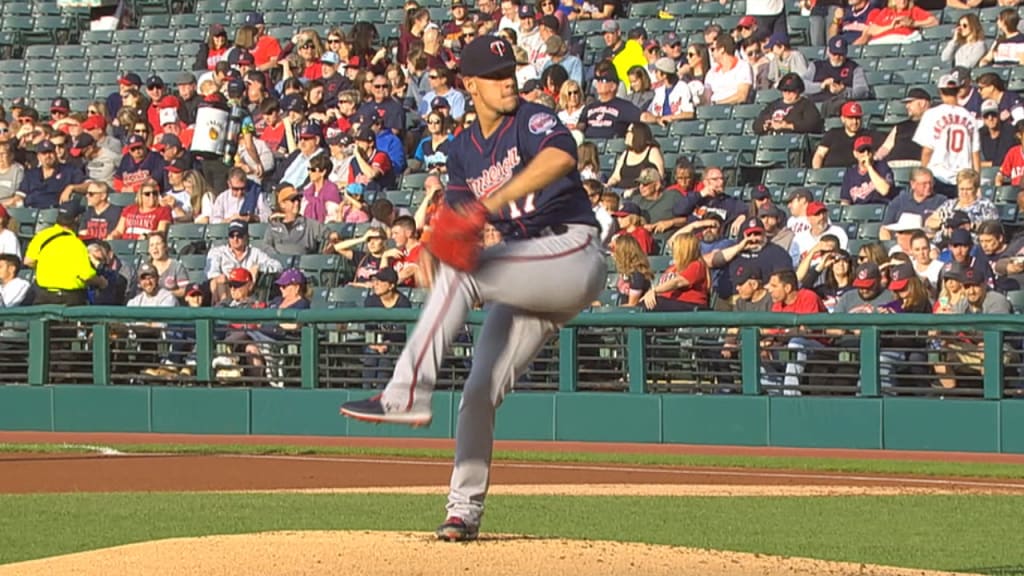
0,0,1022,388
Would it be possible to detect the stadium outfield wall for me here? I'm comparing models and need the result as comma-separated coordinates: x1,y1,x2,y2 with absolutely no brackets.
0,306,1022,453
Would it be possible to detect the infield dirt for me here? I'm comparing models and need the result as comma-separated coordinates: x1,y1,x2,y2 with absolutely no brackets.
0,530,985,576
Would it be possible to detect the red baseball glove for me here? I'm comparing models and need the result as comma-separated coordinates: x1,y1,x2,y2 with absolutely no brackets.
426,200,488,272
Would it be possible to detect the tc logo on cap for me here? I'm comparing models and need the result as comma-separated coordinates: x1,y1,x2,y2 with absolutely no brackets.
490,41,506,57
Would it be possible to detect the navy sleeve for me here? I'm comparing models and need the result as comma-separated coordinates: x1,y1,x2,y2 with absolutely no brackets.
840,169,854,203
443,137,477,208
673,193,700,218
519,108,576,160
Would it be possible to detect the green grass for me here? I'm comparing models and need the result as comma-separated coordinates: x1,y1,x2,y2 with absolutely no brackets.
3,442,1024,480
1,492,1022,574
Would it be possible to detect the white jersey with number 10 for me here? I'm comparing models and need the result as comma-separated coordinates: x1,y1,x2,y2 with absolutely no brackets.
912,103,980,185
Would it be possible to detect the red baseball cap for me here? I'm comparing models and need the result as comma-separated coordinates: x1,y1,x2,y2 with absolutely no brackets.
228,268,253,285
841,101,863,118
806,201,828,216
854,135,873,151
81,115,107,131
738,15,757,28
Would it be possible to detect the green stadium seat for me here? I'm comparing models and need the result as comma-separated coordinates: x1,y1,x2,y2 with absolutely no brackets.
139,14,171,28
2,16,35,30
731,104,762,120
696,105,732,121
997,203,1018,223
199,12,232,27
8,207,38,240
195,0,226,11
1005,290,1024,312
385,190,414,207
679,136,720,154
145,29,176,46
328,286,366,307
644,19,675,34
24,45,55,60
180,254,208,272
26,59,57,74
169,13,200,28
176,28,207,44
842,203,885,222
875,57,906,72
763,168,807,188
112,29,145,45
62,85,93,101
805,168,846,187
628,2,662,17
668,120,706,138
0,60,24,73
872,84,907,100
400,172,429,192
704,119,744,136
755,89,781,104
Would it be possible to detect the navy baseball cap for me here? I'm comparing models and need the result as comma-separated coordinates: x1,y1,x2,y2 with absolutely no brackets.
828,36,848,56
852,262,881,288
354,125,376,142
522,79,541,93
611,202,642,217
36,140,56,153
373,267,399,284
70,133,95,157
126,134,147,150
50,97,70,113
962,260,988,285
460,36,516,79
280,94,306,113
742,217,766,235
751,184,771,200
431,96,450,110
299,123,322,139
950,228,973,246
119,72,142,86
945,210,971,228
732,264,762,284
58,200,85,219
166,157,190,173
229,49,255,66
146,74,165,89
243,11,264,25
765,33,790,49
226,78,246,97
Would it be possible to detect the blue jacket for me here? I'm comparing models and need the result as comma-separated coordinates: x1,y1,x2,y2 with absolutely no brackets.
376,130,407,176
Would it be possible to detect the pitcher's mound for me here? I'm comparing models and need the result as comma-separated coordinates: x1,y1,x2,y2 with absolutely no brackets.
0,530,980,576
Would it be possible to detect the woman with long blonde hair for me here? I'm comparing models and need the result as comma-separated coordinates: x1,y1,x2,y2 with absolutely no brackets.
611,235,653,307
556,80,585,131
641,232,710,311
184,170,217,224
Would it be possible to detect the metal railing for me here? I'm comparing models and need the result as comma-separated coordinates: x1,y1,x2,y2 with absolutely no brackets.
1,306,1022,399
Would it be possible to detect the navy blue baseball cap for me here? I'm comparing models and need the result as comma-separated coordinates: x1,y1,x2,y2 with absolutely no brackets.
828,36,848,56
280,94,306,113
460,36,516,79
243,12,264,25
950,228,973,246
299,123,322,139
962,260,988,285
611,202,642,217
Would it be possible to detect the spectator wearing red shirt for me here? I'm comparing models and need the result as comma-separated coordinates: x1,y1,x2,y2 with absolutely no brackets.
641,231,710,311
996,121,1024,188
611,202,656,255
108,178,172,240
382,216,424,287
243,13,282,72
663,157,696,197
764,268,827,396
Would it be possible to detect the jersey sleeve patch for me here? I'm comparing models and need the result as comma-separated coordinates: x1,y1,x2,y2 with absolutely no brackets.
528,112,558,136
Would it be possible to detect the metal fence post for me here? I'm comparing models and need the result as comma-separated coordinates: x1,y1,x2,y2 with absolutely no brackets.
626,327,646,393
28,319,48,386
741,326,761,395
195,319,214,383
92,323,110,385
301,324,320,389
983,330,1004,400
558,327,577,393
859,326,881,397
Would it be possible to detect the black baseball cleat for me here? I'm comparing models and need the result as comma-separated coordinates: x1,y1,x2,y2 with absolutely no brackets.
435,517,479,542
339,395,433,427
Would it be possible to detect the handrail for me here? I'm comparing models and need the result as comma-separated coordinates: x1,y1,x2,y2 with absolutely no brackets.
2,305,1023,331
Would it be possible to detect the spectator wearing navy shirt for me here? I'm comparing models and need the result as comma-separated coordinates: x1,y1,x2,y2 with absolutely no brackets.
880,167,945,241
804,37,870,117
976,73,1020,123
670,167,746,231
114,135,166,194
106,72,143,120
357,73,406,136
841,135,894,205
980,99,1017,168
579,68,642,140
16,141,85,209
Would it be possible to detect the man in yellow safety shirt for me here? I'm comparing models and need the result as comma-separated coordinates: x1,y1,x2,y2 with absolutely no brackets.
24,201,107,306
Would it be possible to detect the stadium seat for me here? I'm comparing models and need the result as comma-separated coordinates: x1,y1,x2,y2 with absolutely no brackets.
704,119,744,136
668,121,706,137
1005,290,1024,312
842,204,886,222
180,254,208,272
400,172,428,192
763,168,807,188
696,105,732,121
112,29,145,45
679,136,720,155
805,168,846,187
997,203,1018,223
328,286,367,307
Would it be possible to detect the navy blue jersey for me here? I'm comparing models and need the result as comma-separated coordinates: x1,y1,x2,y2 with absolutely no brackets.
445,100,598,240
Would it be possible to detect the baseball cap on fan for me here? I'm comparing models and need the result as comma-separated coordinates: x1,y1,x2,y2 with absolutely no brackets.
460,36,516,79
